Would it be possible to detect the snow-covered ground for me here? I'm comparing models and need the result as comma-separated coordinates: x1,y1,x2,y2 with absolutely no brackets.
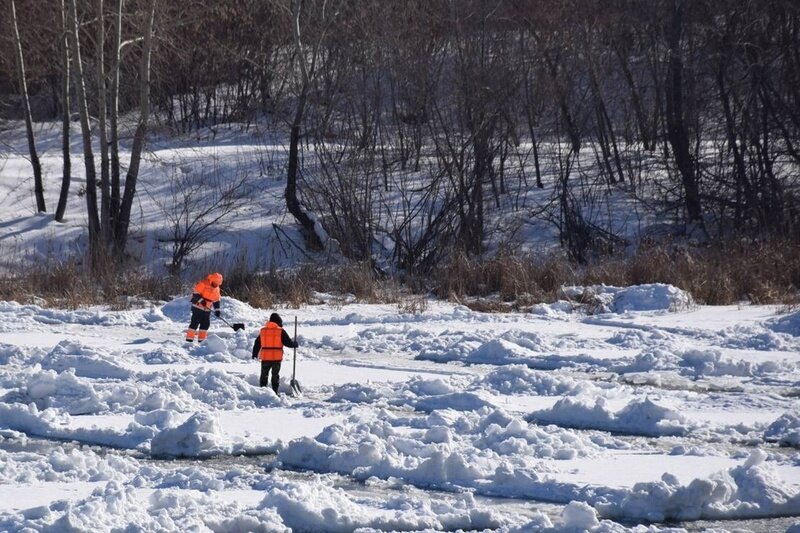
1,285,799,532
2,118,800,531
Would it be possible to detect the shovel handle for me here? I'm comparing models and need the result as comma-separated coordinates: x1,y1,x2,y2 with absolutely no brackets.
215,314,243,331
292,316,298,378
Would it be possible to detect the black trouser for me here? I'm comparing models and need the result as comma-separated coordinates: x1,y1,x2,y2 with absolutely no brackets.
189,307,211,331
260,360,282,393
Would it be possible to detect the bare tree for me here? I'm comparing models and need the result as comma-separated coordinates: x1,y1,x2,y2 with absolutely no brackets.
153,162,250,273
96,0,111,242
280,0,339,251
664,0,703,226
66,0,158,258
67,0,102,245
9,0,46,214
108,0,123,227
55,0,71,223
114,0,157,253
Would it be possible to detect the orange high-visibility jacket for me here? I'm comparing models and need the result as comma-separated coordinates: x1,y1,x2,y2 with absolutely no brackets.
192,274,221,312
259,322,284,361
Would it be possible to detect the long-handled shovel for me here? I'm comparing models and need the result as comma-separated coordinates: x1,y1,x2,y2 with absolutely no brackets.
217,315,245,331
290,316,302,396
216,289,245,331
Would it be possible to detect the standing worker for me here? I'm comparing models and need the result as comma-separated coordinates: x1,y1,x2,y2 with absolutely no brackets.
186,272,223,343
252,313,298,394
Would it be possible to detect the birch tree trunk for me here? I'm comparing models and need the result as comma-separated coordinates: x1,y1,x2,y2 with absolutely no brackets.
67,0,102,244
55,0,71,222
114,0,157,253
10,0,46,214
109,0,123,225
96,0,111,242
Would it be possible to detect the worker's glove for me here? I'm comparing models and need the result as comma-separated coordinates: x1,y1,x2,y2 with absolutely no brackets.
214,310,220,317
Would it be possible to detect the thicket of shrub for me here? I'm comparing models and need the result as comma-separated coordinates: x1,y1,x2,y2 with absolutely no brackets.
0,260,182,310
432,238,800,308
0,239,797,311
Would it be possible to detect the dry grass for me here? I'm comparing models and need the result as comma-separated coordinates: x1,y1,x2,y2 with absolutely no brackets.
220,261,399,309
432,238,800,307
1,239,796,310
397,294,428,314
620,239,800,305
433,251,568,305
0,258,181,309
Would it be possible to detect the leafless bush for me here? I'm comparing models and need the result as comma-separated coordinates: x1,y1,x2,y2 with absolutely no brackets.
397,294,428,314
151,161,251,273
335,262,382,302
777,296,800,314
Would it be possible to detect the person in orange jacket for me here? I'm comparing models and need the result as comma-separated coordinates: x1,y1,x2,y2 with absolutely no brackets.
251,313,298,393
186,272,223,343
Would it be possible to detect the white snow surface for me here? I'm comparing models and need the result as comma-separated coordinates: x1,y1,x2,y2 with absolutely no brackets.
0,294,799,532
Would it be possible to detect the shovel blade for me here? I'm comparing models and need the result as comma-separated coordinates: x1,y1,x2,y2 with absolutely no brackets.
232,323,245,331
290,379,302,396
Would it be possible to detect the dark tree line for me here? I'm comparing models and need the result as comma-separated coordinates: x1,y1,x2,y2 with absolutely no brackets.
2,0,798,273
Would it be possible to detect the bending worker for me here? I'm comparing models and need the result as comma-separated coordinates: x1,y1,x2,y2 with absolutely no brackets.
186,272,223,343
252,313,298,393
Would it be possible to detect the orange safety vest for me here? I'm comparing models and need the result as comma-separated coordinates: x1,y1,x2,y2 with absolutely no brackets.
192,278,221,311
259,322,284,361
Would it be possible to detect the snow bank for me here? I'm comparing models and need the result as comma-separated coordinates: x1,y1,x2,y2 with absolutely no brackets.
527,397,692,437
411,391,495,413
483,365,599,396
0,300,154,327
0,481,288,532
328,376,492,413
616,347,794,378
717,325,793,351
44,340,133,379
0,402,156,448
561,501,600,530
419,330,613,370
611,284,694,313
768,310,800,337
597,450,800,521
4,362,280,418
22,368,109,415
278,408,598,497
560,283,694,314
160,296,264,326
765,412,800,447
0,445,139,484
257,480,506,532
466,338,544,366
0,344,45,366
116,366,282,412
150,412,233,457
